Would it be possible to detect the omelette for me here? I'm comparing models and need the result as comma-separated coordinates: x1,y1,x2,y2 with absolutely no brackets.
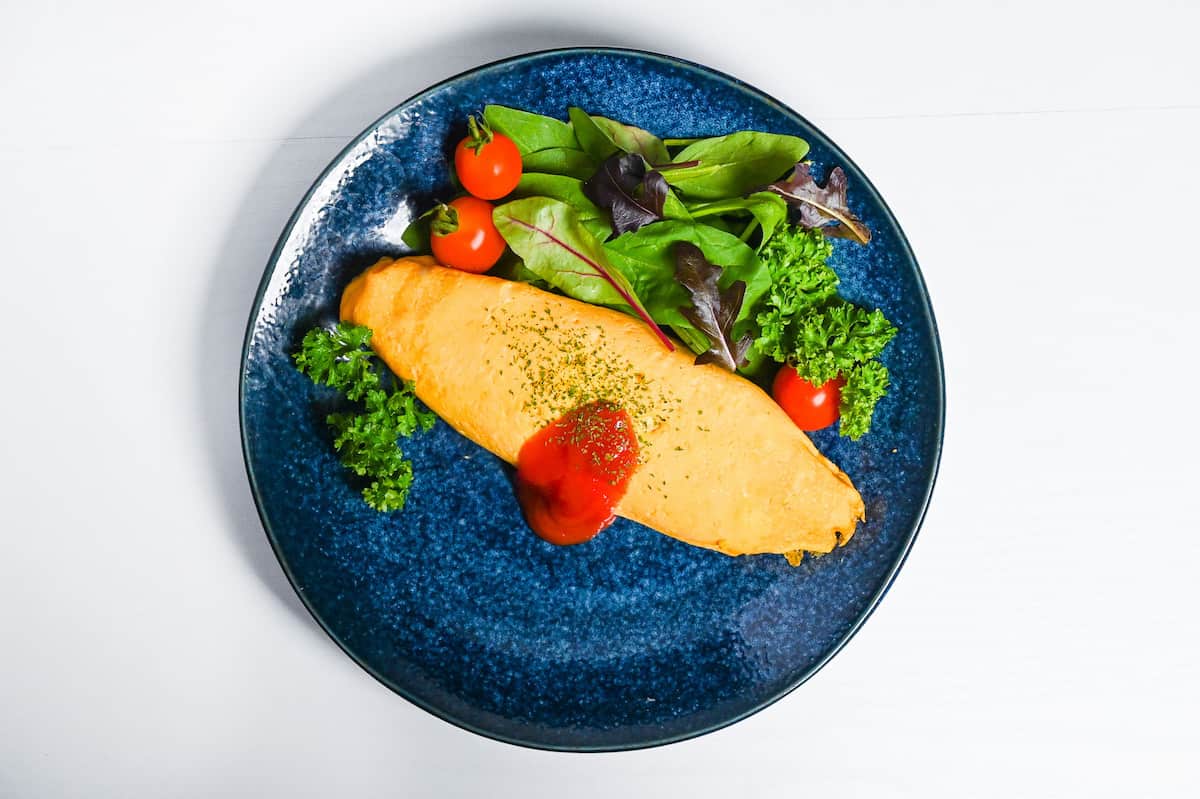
341,255,864,557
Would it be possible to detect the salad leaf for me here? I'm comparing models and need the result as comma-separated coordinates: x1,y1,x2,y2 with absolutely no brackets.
603,219,769,330
663,132,809,200
490,250,550,289
662,188,692,221
685,191,789,247
521,147,599,180
294,323,436,512
779,304,897,386
754,223,896,437
508,172,612,240
583,153,668,236
568,107,619,161
483,105,579,154
492,197,674,351
674,242,753,371
839,360,891,440
400,214,428,252
590,114,671,164
754,226,840,362
568,107,670,164
768,164,872,244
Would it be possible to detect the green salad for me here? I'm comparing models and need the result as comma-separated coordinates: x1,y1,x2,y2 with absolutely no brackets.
408,105,896,438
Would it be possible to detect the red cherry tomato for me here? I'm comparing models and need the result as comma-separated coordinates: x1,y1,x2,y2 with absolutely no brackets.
454,122,522,200
772,366,843,431
429,196,506,273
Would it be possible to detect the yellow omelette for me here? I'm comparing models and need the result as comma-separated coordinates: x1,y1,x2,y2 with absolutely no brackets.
341,255,864,557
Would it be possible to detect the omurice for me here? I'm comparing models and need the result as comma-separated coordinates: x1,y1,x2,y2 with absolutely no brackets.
340,255,864,558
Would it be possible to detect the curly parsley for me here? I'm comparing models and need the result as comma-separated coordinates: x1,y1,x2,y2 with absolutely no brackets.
294,323,435,511
754,225,897,439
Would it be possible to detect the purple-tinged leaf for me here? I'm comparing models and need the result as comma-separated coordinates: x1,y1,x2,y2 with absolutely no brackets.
768,164,872,244
673,242,753,371
583,153,668,236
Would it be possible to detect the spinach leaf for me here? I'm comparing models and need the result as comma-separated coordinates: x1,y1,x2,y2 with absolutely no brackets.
663,132,809,200
507,173,612,240
568,107,620,161
483,105,578,154
568,107,671,164
685,191,788,246
521,147,599,180
604,220,769,318
662,187,692,221
590,115,671,164
400,214,428,252
492,197,674,350
602,220,770,357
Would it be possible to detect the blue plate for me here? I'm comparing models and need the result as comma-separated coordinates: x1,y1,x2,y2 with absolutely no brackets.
240,48,943,751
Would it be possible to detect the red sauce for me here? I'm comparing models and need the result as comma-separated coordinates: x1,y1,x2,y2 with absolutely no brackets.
516,401,640,545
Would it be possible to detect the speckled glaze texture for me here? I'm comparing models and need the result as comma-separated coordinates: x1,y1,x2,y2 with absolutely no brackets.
241,49,943,751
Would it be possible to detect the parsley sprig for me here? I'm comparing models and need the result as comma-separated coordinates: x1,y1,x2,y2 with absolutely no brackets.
294,323,435,511
754,225,897,439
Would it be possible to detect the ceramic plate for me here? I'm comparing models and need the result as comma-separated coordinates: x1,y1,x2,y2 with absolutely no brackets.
240,48,943,751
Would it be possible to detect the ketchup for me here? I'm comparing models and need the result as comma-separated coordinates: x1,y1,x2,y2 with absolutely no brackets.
516,401,640,545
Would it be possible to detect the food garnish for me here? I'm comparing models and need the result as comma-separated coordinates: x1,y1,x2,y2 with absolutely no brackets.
768,164,871,244
582,153,668,236
755,225,896,437
293,323,435,511
429,196,506,273
673,242,753,371
454,114,523,200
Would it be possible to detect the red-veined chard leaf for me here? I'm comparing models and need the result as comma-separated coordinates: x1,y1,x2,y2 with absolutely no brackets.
492,197,674,351
673,242,753,371
507,172,613,240
768,164,872,244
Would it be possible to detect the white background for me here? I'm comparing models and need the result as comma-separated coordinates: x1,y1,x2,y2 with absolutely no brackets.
2,1,1197,796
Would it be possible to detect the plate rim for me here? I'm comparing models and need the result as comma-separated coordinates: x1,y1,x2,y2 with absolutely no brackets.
239,45,946,752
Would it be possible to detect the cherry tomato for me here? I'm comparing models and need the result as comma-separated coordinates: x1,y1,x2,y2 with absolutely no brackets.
429,196,506,273
454,116,522,200
772,366,843,431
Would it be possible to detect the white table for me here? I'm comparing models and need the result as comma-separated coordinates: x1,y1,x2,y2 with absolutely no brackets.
3,1,1196,795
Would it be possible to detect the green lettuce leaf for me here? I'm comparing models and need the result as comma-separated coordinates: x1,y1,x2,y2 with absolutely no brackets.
663,132,809,199
483,105,579,154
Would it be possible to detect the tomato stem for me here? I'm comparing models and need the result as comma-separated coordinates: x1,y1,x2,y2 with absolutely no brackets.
428,203,459,236
465,114,493,155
